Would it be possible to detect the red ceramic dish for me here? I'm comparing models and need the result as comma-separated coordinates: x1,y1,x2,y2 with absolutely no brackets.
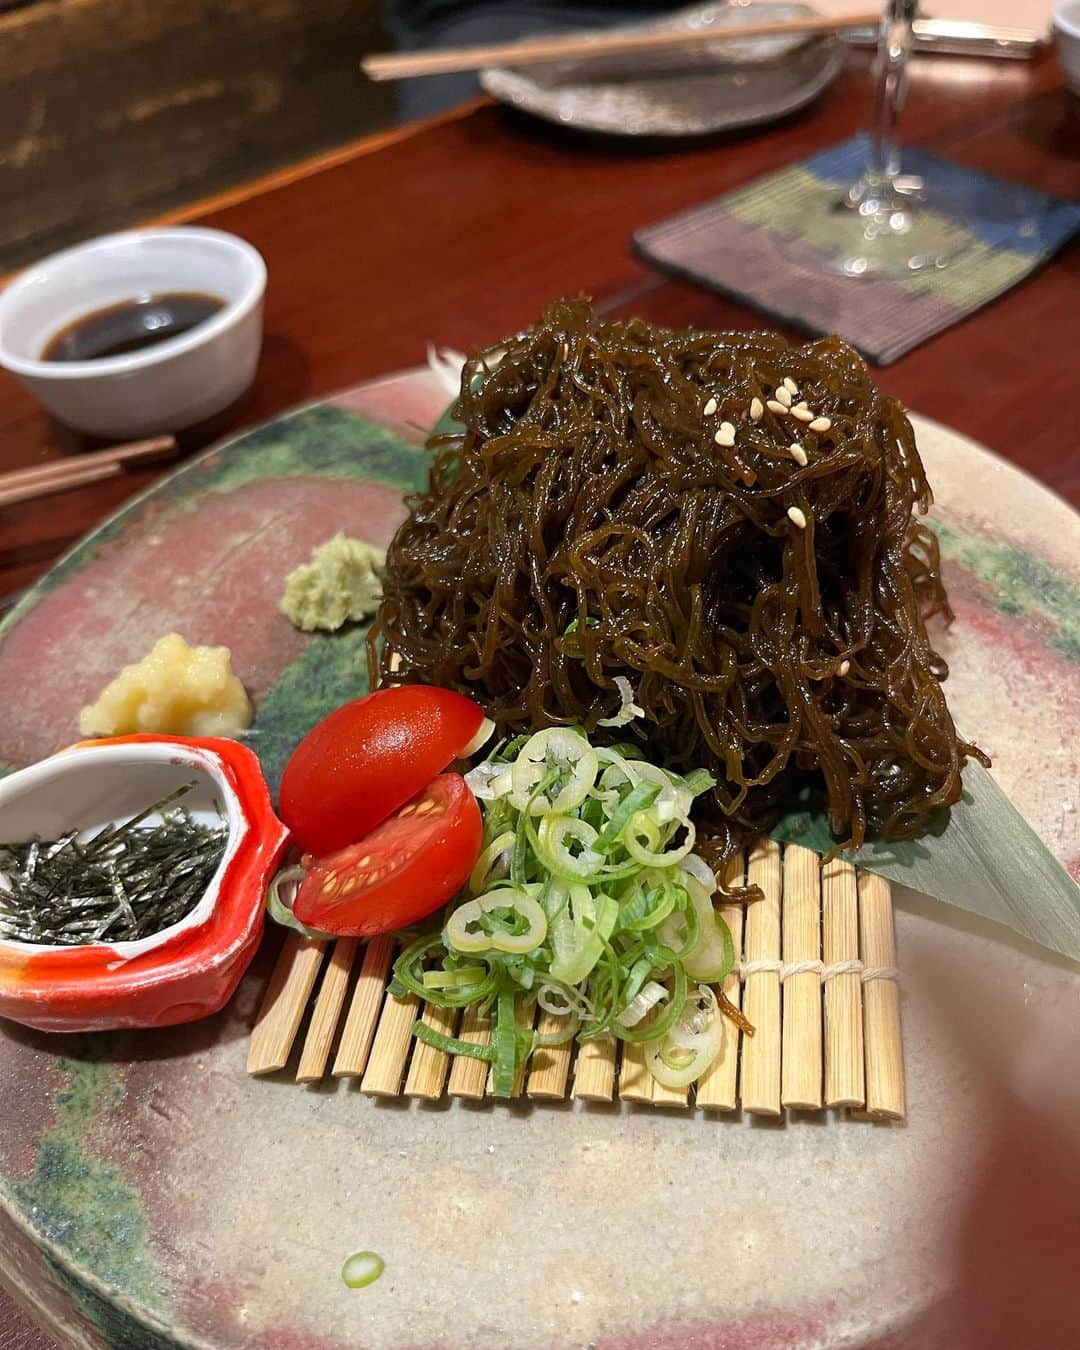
0,734,289,1032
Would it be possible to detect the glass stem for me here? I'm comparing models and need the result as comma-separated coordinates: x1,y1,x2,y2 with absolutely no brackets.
864,0,918,188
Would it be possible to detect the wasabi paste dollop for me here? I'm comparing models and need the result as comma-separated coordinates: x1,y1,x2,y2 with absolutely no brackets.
280,534,386,633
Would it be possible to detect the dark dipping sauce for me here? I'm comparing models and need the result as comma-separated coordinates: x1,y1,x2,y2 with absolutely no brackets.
42,292,225,362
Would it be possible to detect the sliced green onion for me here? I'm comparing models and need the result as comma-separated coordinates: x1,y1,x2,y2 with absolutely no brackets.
549,886,616,985
682,768,716,798
680,876,735,982
615,979,668,1028
266,866,335,940
422,966,488,990
535,814,602,880
624,812,696,867
644,985,723,1087
596,781,661,850
534,1012,581,1046
403,722,740,1095
411,1020,496,1061
491,985,519,1097
445,887,548,955
536,980,594,1019
657,886,701,961
597,675,645,728
342,1251,384,1289
469,830,515,893
617,962,689,1044
618,878,679,933
393,934,497,1007
510,728,599,815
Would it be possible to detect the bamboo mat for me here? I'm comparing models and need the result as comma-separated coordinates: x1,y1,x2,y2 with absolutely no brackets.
248,841,905,1119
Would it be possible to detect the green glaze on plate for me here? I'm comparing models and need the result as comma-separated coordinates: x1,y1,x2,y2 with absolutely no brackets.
0,376,1077,1350
255,622,373,796
933,518,1080,661
11,1053,167,1318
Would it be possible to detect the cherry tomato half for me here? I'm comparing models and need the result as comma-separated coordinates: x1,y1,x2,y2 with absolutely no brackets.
279,685,485,856
293,774,482,937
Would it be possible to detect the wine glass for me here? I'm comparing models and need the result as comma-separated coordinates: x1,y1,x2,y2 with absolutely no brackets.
825,0,967,277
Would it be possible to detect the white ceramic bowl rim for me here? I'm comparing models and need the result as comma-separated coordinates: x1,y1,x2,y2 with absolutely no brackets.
0,741,247,960
1054,0,1080,39
0,227,266,381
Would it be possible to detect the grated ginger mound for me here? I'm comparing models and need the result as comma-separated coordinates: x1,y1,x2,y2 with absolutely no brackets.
79,633,253,739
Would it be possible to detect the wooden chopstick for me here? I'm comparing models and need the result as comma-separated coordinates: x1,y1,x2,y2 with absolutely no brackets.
0,459,124,507
363,12,880,81
0,435,177,509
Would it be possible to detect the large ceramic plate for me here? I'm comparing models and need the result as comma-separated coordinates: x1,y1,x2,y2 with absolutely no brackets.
480,4,846,139
0,369,1077,1349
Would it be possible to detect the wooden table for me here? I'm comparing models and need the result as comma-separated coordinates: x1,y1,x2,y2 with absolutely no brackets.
0,49,1076,1349
1,49,1078,612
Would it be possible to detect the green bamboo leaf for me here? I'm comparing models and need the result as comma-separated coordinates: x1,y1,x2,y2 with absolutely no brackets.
770,759,1080,962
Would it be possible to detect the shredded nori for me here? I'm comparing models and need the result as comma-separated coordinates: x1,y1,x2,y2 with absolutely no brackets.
0,782,228,946
370,298,988,871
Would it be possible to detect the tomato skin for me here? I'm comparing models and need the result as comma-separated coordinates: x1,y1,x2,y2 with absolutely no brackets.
293,774,482,936
279,685,484,856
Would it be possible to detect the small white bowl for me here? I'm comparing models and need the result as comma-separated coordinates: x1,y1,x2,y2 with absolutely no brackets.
0,227,266,438
1054,1,1080,95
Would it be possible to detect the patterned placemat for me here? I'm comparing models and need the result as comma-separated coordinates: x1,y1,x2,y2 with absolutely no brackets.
633,135,1080,364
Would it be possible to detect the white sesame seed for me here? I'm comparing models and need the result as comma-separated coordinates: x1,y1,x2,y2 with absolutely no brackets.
787,506,807,529
714,423,736,448
766,399,788,416
775,385,792,408
750,397,764,422
783,376,798,396
791,403,814,422
789,442,808,466
809,417,831,433
838,659,851,676
703,396,718,417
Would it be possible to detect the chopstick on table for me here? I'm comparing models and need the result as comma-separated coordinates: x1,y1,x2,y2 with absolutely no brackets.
362,12,881,81
0,435,178,509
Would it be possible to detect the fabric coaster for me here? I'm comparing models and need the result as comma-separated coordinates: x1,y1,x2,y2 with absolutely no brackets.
632,135,1080,364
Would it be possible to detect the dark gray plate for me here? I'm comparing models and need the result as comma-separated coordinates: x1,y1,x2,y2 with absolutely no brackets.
480,2,846,138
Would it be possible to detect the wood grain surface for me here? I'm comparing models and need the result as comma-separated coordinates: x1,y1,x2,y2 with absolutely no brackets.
1,52,1076,605
0,0,395,271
